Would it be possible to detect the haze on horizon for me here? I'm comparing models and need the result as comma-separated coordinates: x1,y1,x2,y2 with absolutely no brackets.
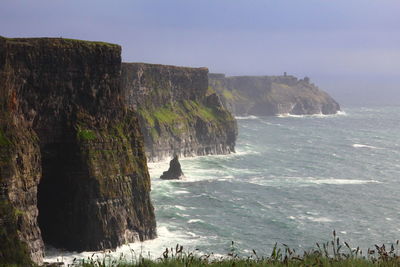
1,0,399,106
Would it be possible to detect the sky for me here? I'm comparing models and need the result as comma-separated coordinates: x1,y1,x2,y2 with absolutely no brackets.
1,0,400,106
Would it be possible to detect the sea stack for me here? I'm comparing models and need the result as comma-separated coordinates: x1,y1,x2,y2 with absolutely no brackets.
160,155,184,180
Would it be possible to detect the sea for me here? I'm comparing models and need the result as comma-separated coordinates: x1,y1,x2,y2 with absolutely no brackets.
46,106,400,264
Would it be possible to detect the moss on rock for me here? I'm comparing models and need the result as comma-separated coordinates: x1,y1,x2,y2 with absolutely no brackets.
0,130,11,147
122,63,237,161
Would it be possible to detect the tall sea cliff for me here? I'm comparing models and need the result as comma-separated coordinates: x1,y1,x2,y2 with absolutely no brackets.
0,37,156,265
209,73,340,116
122,63,237,162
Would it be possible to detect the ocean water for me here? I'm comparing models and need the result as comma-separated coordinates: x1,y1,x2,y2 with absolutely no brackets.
46,106,400,264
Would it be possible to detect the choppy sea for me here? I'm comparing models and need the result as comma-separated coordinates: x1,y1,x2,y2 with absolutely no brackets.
46,106,400,264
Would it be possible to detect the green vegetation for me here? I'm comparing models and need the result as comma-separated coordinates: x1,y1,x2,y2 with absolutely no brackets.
183,100,219,121
221,89,235,101
63,232,400,267
77,128,97,141
150,128,159,140
149,100,218,125
0,130,11,146
206,86,217,96
137,100,226,142
0,201,32,266
153,105,180,124
138,108,156,127
59,38,120,48
3,36,120,48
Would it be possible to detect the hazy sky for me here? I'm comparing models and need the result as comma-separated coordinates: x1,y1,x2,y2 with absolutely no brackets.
1,0,399,106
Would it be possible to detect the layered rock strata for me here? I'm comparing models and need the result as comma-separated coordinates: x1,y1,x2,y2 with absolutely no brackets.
122,63,237,162
0,37,156,265
209,73,340,116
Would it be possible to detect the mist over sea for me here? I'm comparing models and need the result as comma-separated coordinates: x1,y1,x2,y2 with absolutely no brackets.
46,106,400,264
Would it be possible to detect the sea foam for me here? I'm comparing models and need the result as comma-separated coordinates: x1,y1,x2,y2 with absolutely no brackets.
248,176,380,187
352,144,382,149
44,225,202,265
277,110,347,118
235,115,259,120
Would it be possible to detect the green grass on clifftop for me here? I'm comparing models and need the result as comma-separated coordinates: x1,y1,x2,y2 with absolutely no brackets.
1,36,120,49
59,38,120,48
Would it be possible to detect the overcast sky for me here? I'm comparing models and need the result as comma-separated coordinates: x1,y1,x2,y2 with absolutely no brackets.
1,0,399,106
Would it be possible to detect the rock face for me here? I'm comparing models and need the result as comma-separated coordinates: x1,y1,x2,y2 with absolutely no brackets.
160,155,184,180
0,37,156,265
209,73,340,116
122,63,238,162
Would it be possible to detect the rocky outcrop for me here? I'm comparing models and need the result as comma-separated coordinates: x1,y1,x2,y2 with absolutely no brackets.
209,73,340,116
160,155,184,180
122,63,237,162
0,37,156,265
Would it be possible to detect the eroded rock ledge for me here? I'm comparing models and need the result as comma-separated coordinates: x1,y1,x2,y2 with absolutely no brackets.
209,73,340,116
122,63,238,162
0,37,156,265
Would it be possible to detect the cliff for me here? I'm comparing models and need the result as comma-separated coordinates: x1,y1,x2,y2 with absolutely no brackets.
122,63,237,162
0,37,156,265
209,73,340,116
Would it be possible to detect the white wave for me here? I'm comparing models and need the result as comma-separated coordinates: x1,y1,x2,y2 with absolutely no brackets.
277,113,305,118
308,216,334,223
174,190,190,194
217,175,234,182
148,161,171,178
276,110,347,118
307,178,380,185
188,219,204,224
176,213,190,218
44,226,201,265
288,215,334,223
187,232,198,237
148,150,262,184
174,205,187,211
352,144,382,149
248,176,381,186
235,115,259,120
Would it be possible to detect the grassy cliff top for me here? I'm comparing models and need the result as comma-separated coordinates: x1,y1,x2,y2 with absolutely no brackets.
123,62,209,73
0,36,120,49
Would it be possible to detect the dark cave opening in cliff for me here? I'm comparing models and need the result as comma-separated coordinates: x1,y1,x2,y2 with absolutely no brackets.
37,142,82,251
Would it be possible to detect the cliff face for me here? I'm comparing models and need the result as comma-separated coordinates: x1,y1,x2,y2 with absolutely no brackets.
209,74,340,116
122,63,237,162
0,37,156,265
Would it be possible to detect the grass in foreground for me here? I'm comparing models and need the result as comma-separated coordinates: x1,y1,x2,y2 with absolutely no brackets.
47,232,400,267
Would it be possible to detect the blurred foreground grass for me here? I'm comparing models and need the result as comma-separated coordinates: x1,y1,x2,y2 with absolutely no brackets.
45,231,400,267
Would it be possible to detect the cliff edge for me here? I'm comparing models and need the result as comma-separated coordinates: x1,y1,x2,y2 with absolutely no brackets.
0,37,156,265
122,63,237,162
209,73,340,116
